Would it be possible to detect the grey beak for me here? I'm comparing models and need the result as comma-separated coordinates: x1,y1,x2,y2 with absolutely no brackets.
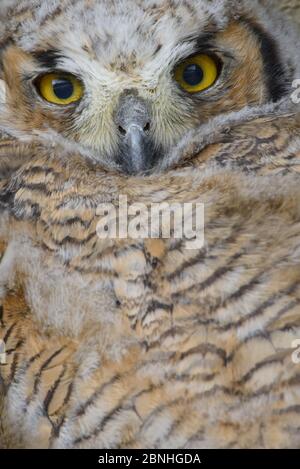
114,90,159,174
123,124,149,174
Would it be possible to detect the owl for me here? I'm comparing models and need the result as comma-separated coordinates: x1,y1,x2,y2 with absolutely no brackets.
0,0,299,173
0,0,300,449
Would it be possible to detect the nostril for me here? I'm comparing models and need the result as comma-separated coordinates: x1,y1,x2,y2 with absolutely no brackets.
143,122,150,133
118,125,126,136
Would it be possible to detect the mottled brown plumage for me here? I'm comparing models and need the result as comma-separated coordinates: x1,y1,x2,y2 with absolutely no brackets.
0,0,300,449
1,108,300,448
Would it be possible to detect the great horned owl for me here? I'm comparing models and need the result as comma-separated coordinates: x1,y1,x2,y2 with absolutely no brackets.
0,0,300,449
0,0,299,173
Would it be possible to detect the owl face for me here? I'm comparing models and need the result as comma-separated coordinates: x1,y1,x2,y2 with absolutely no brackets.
1,0,289,174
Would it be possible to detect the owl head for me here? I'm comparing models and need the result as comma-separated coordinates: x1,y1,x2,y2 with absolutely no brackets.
0,0,299,174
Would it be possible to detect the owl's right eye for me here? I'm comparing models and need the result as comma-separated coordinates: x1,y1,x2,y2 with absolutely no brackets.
35,73,84,105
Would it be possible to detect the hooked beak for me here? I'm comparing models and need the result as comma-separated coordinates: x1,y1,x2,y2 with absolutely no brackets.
114,90,160,174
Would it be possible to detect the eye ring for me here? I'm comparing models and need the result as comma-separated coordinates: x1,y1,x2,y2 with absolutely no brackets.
174,54,220,94
35,72,84,105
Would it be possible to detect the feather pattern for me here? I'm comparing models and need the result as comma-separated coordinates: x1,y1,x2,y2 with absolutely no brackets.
0,0,300,449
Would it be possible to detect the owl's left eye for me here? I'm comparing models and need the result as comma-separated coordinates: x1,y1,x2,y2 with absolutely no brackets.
35,73,84,105
174,54,219,93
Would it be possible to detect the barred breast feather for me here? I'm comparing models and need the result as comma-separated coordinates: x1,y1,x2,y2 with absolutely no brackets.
1,110,300,448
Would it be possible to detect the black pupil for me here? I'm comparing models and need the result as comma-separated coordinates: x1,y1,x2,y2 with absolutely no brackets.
52,78,74,100
183,64,204,86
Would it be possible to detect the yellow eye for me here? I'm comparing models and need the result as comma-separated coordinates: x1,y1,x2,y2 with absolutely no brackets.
36,73,84,105
174,54,219,93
